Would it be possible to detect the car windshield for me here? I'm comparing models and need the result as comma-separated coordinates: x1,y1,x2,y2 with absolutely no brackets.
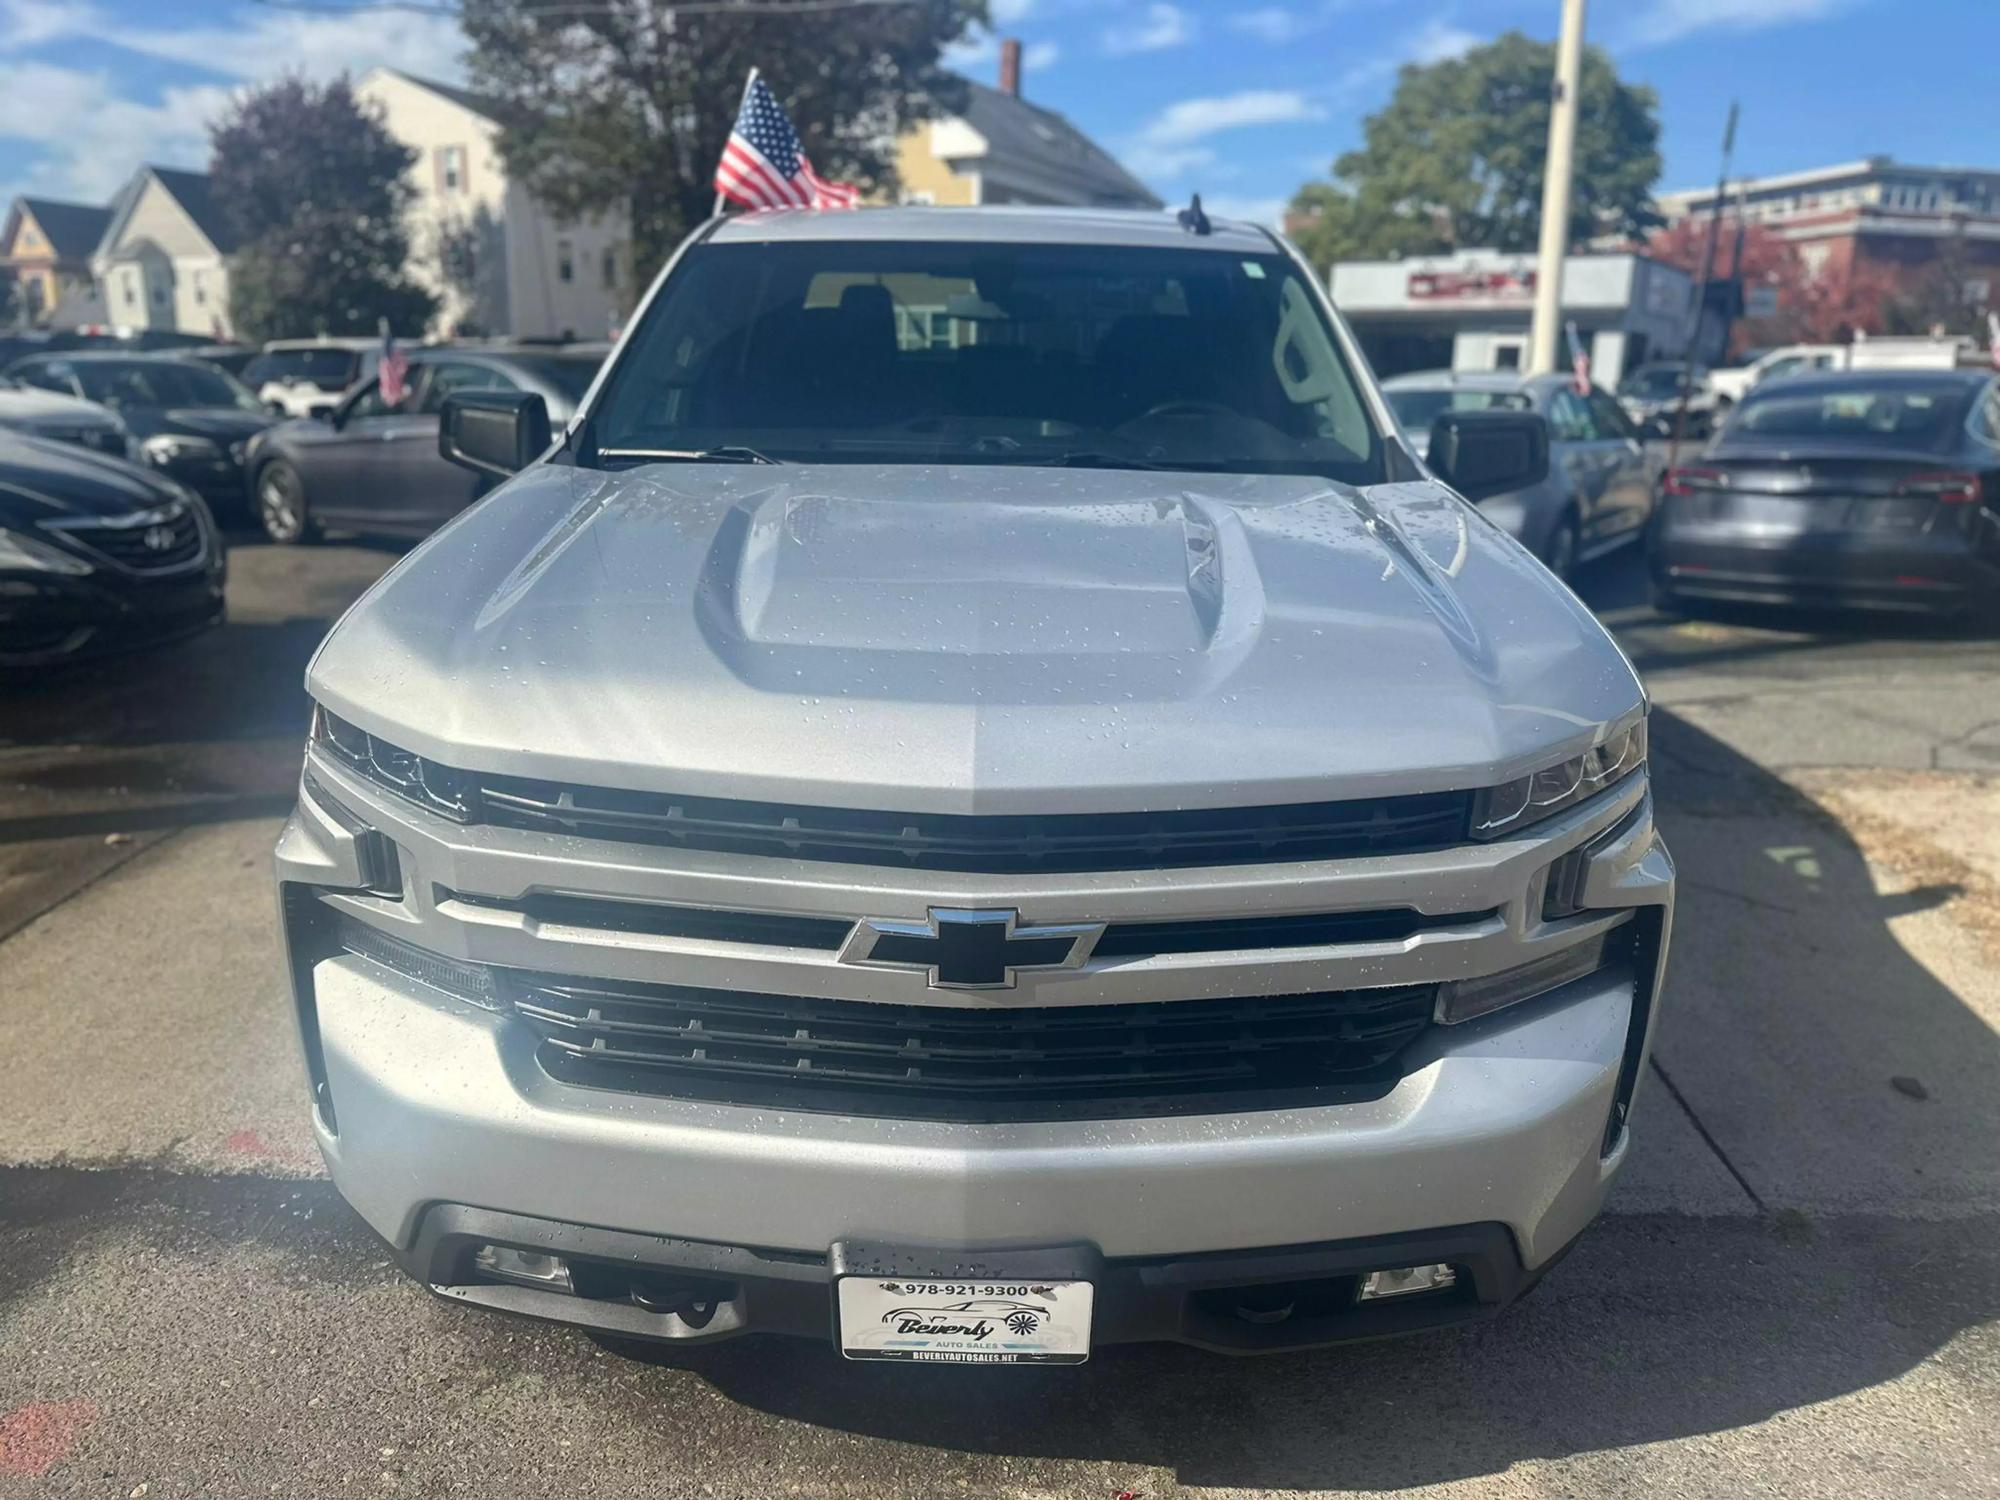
76,360,262,412
508,354,603,404
1620,366,1693,398
587,240,1383,482
1729,383,1970,449
1385,387,1531,431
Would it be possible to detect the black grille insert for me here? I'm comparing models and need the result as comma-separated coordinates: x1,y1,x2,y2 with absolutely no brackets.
475,777,1474,873
513,975,1435,1121
47,506,203,572
438,888,1490,959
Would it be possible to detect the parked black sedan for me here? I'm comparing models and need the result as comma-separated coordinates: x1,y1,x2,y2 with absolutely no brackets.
1652,369,2000,616
241,346,602,543
0,430,225,670
3,352,275,519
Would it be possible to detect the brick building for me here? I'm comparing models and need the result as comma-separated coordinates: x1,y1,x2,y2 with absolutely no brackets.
1657,157,2000,321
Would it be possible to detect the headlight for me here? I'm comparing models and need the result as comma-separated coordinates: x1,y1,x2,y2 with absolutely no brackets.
311,704,476,821
1472,714,1647,838
0,526,93,575
141,433,222,465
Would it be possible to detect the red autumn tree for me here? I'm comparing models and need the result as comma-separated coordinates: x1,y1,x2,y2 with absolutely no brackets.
1644,219,1898,351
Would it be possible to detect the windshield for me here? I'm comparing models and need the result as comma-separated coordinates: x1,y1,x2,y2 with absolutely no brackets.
1384,387,1530,431
587,241,1383,481
1729,383,1970,449
1619,366,1693,398
76,360,262,412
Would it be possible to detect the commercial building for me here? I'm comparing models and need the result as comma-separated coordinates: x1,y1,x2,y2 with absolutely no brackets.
1328,248,1706,387
1657,157,2000,313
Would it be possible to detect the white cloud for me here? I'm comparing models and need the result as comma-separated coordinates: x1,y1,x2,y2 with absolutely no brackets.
0,60,228,204
1624,0,1851,47
1124,88,1327,180
989,0,1036,20
0,1,465,208
1407,18,1479,63
0,0,76,49
1102,3,1193,55
1138,89,1326,147
1228,7,1308,44
1025,40,1060,70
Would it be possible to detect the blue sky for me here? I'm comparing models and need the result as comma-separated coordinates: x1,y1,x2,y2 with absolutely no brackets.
0,0,1993,227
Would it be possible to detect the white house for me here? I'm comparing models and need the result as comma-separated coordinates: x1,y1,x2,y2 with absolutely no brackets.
355,67,628,340
90,166,238,338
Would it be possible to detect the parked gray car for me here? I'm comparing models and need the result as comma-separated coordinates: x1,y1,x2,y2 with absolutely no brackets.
275,206,1674,1361
1384,370,1656,578
242,346,604,543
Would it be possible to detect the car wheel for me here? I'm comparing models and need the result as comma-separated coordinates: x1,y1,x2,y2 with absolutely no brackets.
1543,511,1580,582
255,460,315,545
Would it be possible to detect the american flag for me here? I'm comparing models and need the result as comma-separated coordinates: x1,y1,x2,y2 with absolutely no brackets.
378,324,410,407
714,71,858,212
1564,321,1591,396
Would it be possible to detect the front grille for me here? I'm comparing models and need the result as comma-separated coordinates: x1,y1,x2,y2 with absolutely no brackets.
476,776,1474,873
47,506,203,572
514,975,1435,1121
441,888,1487,958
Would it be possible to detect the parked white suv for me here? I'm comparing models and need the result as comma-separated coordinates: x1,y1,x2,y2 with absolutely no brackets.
1707,344,1844,406
244,338,381,418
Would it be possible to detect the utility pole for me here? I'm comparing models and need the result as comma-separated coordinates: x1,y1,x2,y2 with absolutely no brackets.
1527,0,1587,374
1667,101,1739,472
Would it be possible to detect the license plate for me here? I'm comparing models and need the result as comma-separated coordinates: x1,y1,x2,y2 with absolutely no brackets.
837,1276,1094,1364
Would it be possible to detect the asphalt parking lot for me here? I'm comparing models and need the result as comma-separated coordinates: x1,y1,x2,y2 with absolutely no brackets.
2,531,1998,1498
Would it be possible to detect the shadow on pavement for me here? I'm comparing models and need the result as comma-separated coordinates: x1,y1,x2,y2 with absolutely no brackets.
593,703,2000,1491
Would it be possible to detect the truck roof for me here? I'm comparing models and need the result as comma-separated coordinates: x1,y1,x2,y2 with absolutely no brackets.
705,204,1276,253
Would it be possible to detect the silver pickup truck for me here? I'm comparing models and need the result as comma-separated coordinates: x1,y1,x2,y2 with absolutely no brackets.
276,205,1673,1362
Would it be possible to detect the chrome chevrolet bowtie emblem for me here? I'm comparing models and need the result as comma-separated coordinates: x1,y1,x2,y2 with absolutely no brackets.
142,524,176,552
841,907,1104,990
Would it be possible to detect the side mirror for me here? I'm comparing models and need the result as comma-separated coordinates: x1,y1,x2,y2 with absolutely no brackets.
439,390,551,478
1426,410,1550,502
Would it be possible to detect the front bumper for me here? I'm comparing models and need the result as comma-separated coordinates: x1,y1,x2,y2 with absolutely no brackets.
0,562,225,667
276,755,1674,1352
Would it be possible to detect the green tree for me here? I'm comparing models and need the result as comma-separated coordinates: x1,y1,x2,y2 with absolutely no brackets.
1288,31,1662,270
459,0,986,284
210,76,437,342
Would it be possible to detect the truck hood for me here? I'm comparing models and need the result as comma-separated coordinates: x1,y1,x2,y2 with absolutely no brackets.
309,463,1644,814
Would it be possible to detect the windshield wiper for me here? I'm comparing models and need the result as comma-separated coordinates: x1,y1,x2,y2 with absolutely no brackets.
598,445,783,465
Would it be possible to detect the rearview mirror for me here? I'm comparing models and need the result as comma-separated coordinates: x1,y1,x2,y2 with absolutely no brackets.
1425,410,1550,502
439,390,551,478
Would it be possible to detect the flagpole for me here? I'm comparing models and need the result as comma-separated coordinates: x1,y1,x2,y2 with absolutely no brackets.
713,67,760,218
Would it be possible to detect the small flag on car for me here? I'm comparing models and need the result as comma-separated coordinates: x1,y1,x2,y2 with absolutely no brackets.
378,319,409,408
713,70,859,212
1565,321,1590,396
1988,311,2000,371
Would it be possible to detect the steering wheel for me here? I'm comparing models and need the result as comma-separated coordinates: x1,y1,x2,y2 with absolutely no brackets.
1134,398,1236,422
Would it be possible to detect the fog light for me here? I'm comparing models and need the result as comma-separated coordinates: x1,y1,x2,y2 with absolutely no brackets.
1436,925,1622,1024
473,1245,574,1292
1358,1263,1457,1301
